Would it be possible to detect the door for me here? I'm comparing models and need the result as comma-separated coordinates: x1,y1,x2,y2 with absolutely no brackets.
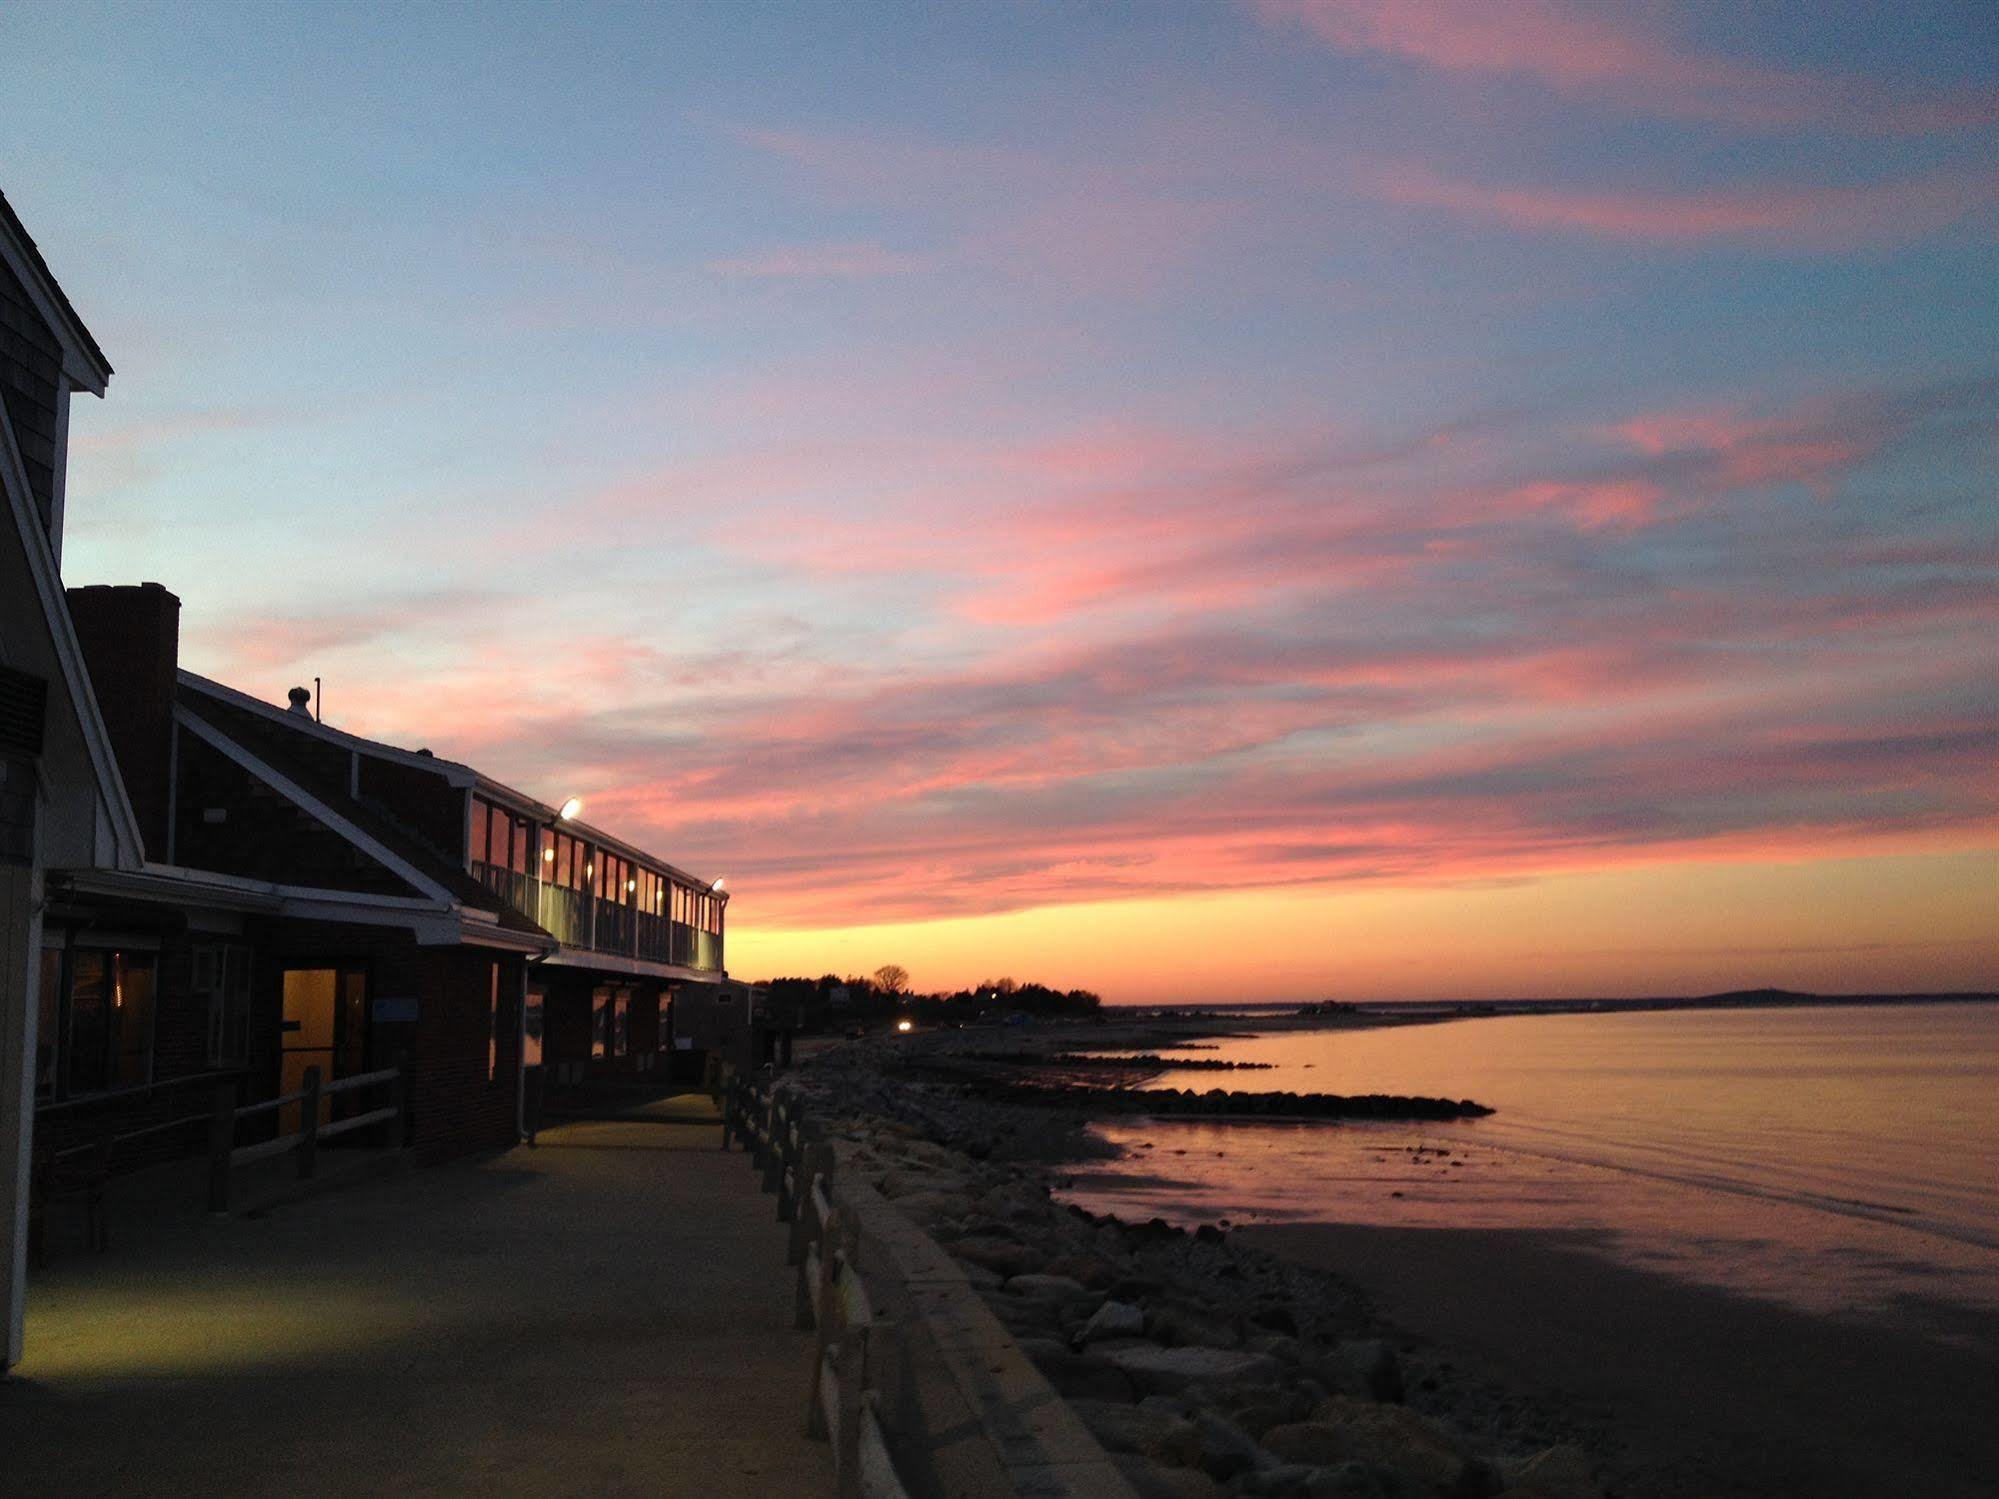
280,966,367,1133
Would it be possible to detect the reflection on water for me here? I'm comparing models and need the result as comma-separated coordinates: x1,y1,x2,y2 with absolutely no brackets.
1061,1003,1999,1347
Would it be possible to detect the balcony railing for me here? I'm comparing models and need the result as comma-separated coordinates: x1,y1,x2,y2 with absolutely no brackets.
470,861,722,972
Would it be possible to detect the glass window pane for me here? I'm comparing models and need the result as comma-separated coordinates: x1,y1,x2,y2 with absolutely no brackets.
67,950,109,1093
114,954,156,1088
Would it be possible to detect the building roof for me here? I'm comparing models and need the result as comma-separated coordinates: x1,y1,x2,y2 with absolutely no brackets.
177,668,724,899
0,188,112,389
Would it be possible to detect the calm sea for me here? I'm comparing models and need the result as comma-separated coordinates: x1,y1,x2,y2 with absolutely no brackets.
1061,1002,1999,1350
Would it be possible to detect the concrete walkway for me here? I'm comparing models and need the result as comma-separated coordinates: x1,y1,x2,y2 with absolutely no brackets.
1,1099,833,1498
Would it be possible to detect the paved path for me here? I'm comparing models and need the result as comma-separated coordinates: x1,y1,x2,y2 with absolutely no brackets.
2,1102,832,1498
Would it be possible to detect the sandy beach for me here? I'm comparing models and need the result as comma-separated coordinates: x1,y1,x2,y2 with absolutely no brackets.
1241,1221,1999,1499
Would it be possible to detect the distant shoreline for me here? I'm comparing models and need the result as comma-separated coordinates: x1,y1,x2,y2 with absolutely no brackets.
1110,988,1999,1021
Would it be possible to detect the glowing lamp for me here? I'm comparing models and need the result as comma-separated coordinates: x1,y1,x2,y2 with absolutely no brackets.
895,1019,913,1034
626,878,637,893
712,877,727,891
557,797,583,821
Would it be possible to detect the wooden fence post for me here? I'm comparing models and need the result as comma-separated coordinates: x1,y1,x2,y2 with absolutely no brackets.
297,1066,322,1180
207,1079,238,1215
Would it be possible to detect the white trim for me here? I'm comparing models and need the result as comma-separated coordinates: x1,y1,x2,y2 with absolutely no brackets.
540,946,725,985
0,396,143,869
173,705,459,904
0,212,111,393
48,377,69,559
176,669,481,787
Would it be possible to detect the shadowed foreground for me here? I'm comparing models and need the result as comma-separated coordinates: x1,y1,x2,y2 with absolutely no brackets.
2,1102,832,1498
1243,1221,1999,1499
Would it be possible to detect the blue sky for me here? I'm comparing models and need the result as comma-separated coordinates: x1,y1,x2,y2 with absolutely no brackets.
5,1,1995,998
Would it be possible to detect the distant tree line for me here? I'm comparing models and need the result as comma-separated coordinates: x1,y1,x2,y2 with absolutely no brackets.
752,968,1103,1030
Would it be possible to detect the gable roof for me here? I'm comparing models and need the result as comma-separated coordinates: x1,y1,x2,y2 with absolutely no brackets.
0,189,112,392
175,685,548,943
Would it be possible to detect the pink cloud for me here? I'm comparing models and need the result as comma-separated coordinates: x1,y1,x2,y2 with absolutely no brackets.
1251,0,1999,133
1375,164,1998,248
706,242,932,279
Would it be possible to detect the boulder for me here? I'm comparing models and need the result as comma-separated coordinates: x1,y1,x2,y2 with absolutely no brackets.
1246,1332,1304,1365
1078,1299,1149,1346
1508,1445,1602,1499
1191,1410,1267,1480
1111,1454,1225,1499
1147,1301,1243,1351
1307,1462,1433,1499
1006,1272,1094,1301
890,1188,977,1227
1043,1251,1121,1289
1312,1339,1405,1404
950,1234,1040,1279
1267,1401,1472,1493
1068,1398,1204,1466
1017,1339,1137,1402
1099,1344,1284,1396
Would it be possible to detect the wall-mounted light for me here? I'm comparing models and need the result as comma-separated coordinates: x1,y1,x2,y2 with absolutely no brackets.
542,847,555,863
626,878,637,893
712,877,727,892
557,796,583,821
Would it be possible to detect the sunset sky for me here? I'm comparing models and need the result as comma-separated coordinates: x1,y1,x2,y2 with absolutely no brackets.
5,2,1995,1002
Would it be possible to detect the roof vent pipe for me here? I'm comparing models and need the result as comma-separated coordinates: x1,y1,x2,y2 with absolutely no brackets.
286,686,313,717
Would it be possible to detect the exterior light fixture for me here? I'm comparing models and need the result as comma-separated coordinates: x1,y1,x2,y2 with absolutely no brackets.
712,877,727,891
895,1018,913,1034
626,878,637,893
557,797,583,821
542,847,555,863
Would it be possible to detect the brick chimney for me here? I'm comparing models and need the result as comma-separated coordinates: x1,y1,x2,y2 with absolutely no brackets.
64,581,180,860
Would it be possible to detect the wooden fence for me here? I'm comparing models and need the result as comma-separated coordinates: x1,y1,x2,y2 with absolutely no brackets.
206,1060,409,1214
721,1067,912,1499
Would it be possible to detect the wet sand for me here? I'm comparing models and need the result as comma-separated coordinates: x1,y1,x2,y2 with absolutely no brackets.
1240,1221,1999,1499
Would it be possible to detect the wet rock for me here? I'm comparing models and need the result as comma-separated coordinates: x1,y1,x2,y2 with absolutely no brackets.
1078,1298,1148,1346
1098,1344,1284,1395
1312,1339,1405,1404
1068,1397,1203,1466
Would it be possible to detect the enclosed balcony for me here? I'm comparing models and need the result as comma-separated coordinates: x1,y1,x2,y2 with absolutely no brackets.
466,795,724,974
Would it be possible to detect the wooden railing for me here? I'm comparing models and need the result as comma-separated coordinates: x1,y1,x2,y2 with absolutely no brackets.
721,1069,912,1499
206,1060,409,1214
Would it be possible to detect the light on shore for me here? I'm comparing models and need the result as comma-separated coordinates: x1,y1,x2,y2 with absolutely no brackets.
896,1018,914,1034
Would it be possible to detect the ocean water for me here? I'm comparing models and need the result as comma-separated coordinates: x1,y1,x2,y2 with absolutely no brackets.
1060,1003,1999,1350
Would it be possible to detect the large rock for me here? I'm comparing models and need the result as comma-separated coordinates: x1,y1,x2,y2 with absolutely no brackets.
1111,1454,1225,1499
949,1233,1041,1279
1005,1272,1096,1304
1077,1299,1148,1346
1068,1398,1204,1466
890,1188,977,1228
1265,1400,1473,1493
1147,1300,1243,1350
1099,1344,1284,1395
1017,1337,1137,1402
1508,1445,1602,1499
1312,1339,1405,1404
1191,1410,1267,1480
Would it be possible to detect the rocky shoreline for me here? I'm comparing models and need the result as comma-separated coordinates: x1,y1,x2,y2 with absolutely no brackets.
788,1030,1619,1499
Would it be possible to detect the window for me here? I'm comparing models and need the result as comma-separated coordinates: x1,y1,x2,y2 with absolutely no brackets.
591,985,630,1059
523,984,545,1068
487,963,501,1082
468,798,492,866
194,943,255,1067
37,947,158,1098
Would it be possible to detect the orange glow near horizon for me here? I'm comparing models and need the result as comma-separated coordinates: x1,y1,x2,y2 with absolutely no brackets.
728,849,1999,1005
